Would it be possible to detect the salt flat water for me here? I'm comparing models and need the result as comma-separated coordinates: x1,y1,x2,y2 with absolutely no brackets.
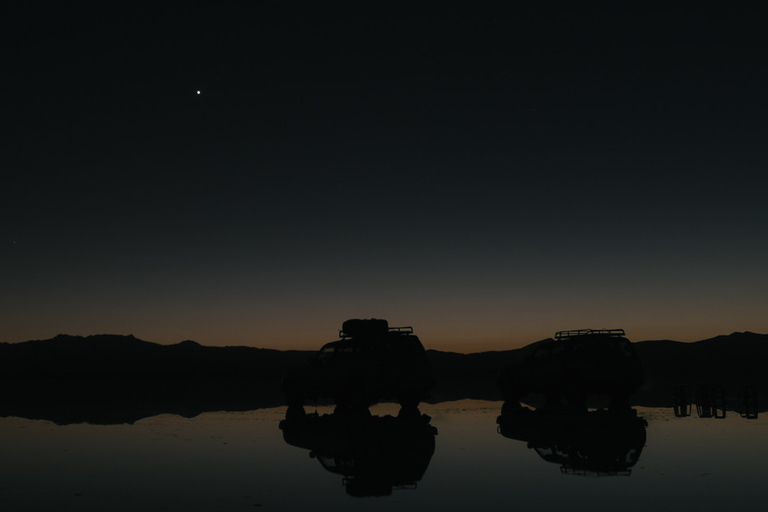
1,400,765,511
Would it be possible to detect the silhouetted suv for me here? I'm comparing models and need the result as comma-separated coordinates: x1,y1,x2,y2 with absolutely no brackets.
497,329,643,409
281,319,434,409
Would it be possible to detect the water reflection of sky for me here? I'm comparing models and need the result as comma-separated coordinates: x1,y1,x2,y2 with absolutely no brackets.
1,401,765,511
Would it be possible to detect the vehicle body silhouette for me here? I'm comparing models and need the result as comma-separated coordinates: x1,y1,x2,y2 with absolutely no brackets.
281,319,434,409
497,406,648,476
497,329,644,409
279,407,437,496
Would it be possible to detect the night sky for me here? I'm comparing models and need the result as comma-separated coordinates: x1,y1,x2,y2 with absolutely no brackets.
4,4,767,351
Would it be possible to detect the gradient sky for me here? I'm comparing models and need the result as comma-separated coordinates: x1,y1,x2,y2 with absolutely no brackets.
4,5,767,352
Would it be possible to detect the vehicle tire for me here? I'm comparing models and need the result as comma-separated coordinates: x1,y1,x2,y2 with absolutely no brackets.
398,388,421,410
285,404,306,420
501,400,524,416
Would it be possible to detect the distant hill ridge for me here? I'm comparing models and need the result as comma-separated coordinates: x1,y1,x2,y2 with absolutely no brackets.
10,330,766,348
2,331,766,380
0,333,314,379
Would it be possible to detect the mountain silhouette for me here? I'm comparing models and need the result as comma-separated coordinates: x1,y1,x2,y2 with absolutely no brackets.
0,334,313,379
0,334,313,424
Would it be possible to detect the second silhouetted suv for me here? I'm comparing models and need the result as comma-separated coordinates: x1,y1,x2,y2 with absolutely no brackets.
497,328,644,409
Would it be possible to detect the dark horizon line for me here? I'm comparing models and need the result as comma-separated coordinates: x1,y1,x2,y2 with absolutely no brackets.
3,330,766,353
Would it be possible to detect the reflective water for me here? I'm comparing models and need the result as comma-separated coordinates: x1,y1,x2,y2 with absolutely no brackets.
1,401,765,511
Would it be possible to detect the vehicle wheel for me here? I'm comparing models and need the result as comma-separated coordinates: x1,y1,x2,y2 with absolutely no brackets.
398,389,421,410
285,405,306,420
501,400,524,416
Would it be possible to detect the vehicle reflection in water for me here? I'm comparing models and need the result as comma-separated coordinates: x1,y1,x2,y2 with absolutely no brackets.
497,403,648,476
279,405,438,497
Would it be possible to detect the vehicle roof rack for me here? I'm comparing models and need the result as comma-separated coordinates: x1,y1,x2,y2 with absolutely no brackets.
555,329,625,340
339,325,413,339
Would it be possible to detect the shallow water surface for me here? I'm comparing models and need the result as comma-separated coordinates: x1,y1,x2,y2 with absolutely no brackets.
1,401,765,511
